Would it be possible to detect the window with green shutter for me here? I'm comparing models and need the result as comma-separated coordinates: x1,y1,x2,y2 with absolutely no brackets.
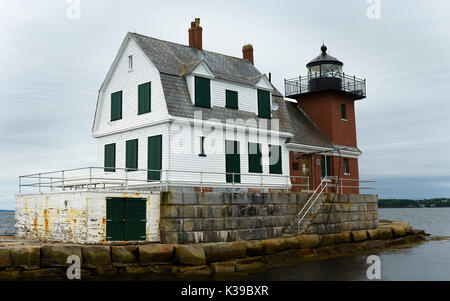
248,142,262,173
111,91,122,121
138,82,151,115
225,140,241,183
257,89,271,119
126,139,138,172
269,145,282,174
104,143,116,172
195,76,211,108
225,90,238,109
147,135,162,181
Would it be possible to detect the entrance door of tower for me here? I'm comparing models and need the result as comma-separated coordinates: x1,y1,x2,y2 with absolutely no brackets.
106,197,146,241
302,156,312,190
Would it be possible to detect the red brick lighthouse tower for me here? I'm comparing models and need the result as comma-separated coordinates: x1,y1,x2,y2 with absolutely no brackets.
285,45,366,194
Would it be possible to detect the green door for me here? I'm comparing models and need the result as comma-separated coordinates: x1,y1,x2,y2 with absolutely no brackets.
225,140,241,183
106,197,146,241
148,135,162,181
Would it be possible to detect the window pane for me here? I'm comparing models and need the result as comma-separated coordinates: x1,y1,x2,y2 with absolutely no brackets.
104,143,116,172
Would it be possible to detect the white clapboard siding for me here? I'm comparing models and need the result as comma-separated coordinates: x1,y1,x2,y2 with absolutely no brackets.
168,121,291,186
96,123,169,183
93,37,169,138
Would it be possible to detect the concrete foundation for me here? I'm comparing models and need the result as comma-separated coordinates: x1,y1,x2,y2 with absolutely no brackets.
15,191,161,244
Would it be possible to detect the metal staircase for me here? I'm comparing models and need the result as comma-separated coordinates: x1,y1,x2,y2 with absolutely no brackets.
297,176,334,234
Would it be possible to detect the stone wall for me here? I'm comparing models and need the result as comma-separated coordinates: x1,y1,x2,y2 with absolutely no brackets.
159,191,378,244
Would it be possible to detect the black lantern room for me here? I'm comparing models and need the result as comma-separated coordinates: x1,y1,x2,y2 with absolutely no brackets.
285,44,366,100
306,44,343,92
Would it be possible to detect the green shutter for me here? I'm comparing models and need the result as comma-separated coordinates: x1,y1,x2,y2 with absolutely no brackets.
226,90,238,109
111,91,122,121
126,139,138,171
104,143,116,172
148,135,162,181
248,142,262,173
269,145,282,174
106,197,146,241
257,89,271,119
321,156,331,178
225,140,241,183
138,82,151,115
195,77,211,108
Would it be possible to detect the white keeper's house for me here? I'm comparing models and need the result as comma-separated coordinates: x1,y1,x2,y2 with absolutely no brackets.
92,18,293,190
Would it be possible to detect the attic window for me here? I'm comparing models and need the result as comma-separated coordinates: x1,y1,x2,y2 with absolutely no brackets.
128,55,133,70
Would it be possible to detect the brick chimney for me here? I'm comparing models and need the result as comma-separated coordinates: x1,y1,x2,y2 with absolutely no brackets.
188,18,203,50
242,44,254,65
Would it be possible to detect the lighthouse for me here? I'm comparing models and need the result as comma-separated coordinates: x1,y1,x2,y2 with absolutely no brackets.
285,45,366,194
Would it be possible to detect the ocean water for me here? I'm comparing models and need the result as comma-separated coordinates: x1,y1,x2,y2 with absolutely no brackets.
241,208,450,281
0,208,449,280
0,211,14,235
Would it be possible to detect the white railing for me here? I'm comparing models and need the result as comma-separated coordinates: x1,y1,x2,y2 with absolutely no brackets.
18,167,376,195
297,176,332,234
18,166,310,194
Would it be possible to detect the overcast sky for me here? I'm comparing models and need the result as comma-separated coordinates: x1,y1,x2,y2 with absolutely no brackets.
0,0,449,209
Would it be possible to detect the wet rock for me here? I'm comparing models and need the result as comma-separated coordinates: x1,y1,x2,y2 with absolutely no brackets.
41,245,82,267
11,246,40,269
176,245,206,265
334,232,352,244
0,270,21,280
298,234,320,249
203,242,246,262
378,227,393,240
351,230,367,242
264,238,287,255
235,257,264,272
246,241,265,257
111,246,137,266
21,268,66,280
210,261,236,274
0,247,12,268
173,265,211,277
139,244,174,265
366,229,380,240
391,226,406,237
264,249,300,266
81,246,111,268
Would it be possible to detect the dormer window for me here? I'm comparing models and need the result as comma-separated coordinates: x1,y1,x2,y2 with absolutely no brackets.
128,55,133,70
195,76,211,108
225,90,238,109
257,89,271,119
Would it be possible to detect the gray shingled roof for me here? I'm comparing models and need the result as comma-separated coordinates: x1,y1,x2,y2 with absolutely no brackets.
285,101,362,153
285,101,334,148
131,32,291,133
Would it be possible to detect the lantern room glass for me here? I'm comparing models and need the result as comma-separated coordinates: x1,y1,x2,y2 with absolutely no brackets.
308,63,342,79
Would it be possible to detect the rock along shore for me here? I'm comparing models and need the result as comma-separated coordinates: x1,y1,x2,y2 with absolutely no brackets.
0,220,425,280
